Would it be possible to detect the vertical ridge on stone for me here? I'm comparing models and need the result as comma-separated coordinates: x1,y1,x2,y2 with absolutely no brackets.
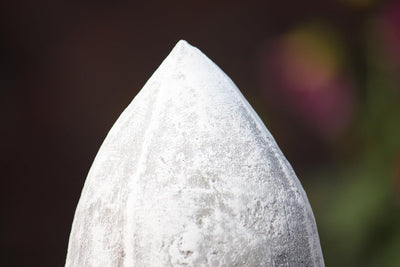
66,40,324,266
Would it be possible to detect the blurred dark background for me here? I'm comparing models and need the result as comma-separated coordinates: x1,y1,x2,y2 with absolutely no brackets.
1,0,399,266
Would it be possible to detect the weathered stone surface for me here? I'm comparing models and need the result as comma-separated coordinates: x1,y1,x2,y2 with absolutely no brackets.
66,40,324,266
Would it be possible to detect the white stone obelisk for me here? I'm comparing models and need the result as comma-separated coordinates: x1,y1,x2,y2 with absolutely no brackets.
66,40,324,266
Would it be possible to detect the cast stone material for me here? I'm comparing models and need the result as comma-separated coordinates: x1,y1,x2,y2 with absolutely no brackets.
66,40,324,266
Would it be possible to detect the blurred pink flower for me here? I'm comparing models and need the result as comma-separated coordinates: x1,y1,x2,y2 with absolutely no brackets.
258,25,356,139
380,1,400,68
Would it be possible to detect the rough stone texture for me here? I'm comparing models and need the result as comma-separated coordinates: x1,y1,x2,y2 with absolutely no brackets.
66,40,324,266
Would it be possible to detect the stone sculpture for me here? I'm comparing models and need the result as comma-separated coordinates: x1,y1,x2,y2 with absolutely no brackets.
66,40,324,266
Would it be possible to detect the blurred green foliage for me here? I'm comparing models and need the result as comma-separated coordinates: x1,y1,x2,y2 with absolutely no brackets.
256,2,400,265
307,15,400,266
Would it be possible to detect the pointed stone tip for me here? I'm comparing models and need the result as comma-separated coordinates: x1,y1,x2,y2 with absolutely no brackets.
175,39,190,47
159,39,209,72
170,39,196,55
